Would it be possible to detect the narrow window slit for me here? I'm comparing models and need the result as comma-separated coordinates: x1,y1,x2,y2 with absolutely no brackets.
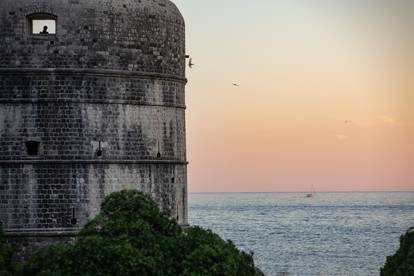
96,141,103,157
156,140,161,159
70,207,77,225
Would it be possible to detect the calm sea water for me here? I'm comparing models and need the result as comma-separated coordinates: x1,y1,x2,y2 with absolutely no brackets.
188,192,414,276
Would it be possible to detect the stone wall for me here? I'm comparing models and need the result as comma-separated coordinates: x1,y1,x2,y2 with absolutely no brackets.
0,0,185,77
0,79,186,161
0,163,187,229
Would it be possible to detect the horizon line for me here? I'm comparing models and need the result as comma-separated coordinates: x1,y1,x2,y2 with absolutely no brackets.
189,190,414,194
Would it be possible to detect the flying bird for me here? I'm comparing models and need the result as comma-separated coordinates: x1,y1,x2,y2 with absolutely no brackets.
188,58,194,68
232,83,239,87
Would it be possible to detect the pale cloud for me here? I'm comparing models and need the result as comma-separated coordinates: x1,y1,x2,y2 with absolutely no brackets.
354,120,375,128
335,134,349,141
381,115,403,127
354,116,405,128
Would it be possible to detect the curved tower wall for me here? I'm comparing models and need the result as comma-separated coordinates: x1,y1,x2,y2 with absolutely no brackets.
0,0,187,258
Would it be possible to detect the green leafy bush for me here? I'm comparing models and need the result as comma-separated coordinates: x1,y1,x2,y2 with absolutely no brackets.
381,228,414,276
0,226,15,275
23,190,263,276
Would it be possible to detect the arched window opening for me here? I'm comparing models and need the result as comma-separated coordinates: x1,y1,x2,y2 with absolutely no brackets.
28,13,57,35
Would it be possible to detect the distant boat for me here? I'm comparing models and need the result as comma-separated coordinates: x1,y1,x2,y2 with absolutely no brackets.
305,183,316,198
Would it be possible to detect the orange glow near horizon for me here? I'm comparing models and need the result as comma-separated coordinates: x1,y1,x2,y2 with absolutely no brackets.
174,0,414,193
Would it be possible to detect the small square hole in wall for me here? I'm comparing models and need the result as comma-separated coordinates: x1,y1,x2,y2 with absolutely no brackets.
25,141,40,156
32,19,56,34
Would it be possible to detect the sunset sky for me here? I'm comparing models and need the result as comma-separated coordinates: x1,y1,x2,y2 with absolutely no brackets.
174,0,414,193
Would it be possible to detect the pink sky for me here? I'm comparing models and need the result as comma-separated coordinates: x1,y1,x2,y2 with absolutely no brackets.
174,0,414,192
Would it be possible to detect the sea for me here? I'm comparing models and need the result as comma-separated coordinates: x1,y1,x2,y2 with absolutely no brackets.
188,192,414,276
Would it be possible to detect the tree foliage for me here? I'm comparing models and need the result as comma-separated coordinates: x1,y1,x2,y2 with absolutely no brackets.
0,226,15,276
22,190,263,276
381,228,414,276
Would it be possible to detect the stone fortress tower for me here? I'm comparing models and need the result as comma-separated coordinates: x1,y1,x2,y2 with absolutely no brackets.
0,0,187,258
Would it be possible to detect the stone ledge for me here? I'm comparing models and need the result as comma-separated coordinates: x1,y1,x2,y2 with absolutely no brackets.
0,68,187,84
0,98,186,109
0,159,189,165
5,228,79,238
6,224,190,238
